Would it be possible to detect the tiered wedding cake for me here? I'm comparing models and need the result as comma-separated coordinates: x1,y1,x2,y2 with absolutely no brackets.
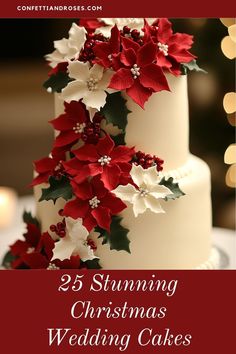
3,18,219,270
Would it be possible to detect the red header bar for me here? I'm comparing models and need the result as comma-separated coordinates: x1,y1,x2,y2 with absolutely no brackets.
0,0,236,18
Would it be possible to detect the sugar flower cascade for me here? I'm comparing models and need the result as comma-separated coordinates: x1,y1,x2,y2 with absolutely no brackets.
3,18,203,270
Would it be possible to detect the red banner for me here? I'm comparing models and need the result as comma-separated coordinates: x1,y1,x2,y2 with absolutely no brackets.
0,0,235,18
0,270,235,353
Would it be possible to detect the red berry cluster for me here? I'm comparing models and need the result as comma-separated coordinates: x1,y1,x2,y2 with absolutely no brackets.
87,238,97,251
81,121,101,144
120,26,143,46
133,151,164,171
79,32,107,62
50,210,66,238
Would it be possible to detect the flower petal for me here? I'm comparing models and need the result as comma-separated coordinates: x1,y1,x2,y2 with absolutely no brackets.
74,143,99,162
140,64,170,92
92,206,111,231
130,164,146,188
109,68,134,90
132,194,147,217
157,18,173,43
50,114,74,131
63,198,89,219
54,130,78,148
63,158,84,176
74,243,97,262
120,48,136,67
137,41,157,67
97,134,115,156
68,23,87,58
111,145,135,163
22,253,49,269
54,38,69,55
168,33,193,50
97,69,114,90
122,36,140,52
169,46,195,63
83,214,97,232
102,192,127,214
89,64,104,81
112,183,137,202
67,60,90,81
65,216,89,242
71,180,93,200
126,79,152,108
61,80,87,103
143,165,160,187
52,238,76,261
149,184,173,199
73,165,95,184
144,194,165,213
83,90,107,110
34,157,56,173
101,164,121,190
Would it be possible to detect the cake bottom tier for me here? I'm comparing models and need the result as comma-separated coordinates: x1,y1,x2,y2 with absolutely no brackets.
35,154,212,270
93,155,212,269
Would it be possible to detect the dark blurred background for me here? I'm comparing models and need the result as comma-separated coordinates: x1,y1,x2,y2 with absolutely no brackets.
0,19,235,229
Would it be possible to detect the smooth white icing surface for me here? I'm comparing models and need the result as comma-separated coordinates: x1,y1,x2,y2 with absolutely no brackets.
124,74,189,171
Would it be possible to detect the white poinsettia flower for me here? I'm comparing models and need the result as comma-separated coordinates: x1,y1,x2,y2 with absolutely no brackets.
61,61,113,111
96,18,156,37
52,217,98,262
112,165,173,217
45,23,87,68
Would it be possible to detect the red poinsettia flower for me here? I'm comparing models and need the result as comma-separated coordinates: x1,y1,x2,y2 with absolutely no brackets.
109,37,170,108
79,18,105,32
50,101,102,149
30,148,66,187
10,223,42,268
144,18,196,75
93,25,121,69
63,176,127,232
63,134,134,190
23,232,81,269
10,227,81,269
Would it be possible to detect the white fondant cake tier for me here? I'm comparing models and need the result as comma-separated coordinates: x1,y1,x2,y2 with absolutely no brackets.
35,74,212,269
93,155,212,269
124,74,189,171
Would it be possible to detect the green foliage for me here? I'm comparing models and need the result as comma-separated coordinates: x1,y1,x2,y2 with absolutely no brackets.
96,216,131,253
159,177,186,201
1,251,16,269
181,60,207,75
23,211,40,228
43,72,71,93
39,176,72,204
101,92,130,131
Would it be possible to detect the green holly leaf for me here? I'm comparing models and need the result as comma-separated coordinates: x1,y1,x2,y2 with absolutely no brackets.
39,175,72,204
82,258,102,269
23,211,40,228
181,60,207,75
43,72,71,93
159,177,186,201
96,216,131,253
101,92,131,131
111,133,126,146
1,251,16,269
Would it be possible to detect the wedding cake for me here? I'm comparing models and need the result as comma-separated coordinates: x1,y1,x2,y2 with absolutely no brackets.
3,18,219,270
